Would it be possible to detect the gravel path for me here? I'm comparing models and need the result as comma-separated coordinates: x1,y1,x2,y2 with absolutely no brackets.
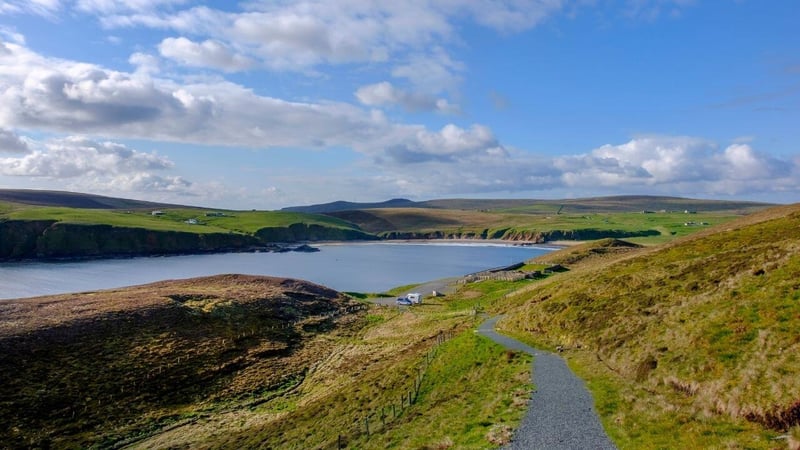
477,316,617,450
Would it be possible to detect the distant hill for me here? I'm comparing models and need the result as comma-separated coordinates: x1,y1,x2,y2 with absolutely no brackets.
0,189,183,209
281,198,419,213
420,195,773,213
285,195,773,214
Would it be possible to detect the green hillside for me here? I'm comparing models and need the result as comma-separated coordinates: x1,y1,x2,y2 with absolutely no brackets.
495,204,800,448
0,202,373,260
0,276,532,449
331,207,748,245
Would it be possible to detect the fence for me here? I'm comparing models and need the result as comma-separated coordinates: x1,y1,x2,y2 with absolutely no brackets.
99,302,370,449
322,329,455,449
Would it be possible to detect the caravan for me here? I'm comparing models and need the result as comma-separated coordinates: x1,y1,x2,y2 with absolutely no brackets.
405,293,422,304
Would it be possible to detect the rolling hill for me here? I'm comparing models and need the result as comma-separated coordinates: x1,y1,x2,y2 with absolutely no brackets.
285,195,772,215
497,203,800,448
0,189,183,209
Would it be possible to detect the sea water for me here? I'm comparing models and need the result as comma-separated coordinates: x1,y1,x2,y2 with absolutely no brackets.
0,242,554,300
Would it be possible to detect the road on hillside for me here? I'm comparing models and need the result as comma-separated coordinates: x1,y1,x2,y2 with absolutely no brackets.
477,316,617,450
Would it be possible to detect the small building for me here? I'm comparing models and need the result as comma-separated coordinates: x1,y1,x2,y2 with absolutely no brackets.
151,210,164,216
185,218,198,225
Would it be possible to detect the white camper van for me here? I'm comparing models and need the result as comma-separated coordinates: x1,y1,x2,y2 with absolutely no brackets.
406,293,422,304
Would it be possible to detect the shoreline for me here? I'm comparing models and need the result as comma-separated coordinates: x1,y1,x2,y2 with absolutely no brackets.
314,238,568,250
1,237,574,265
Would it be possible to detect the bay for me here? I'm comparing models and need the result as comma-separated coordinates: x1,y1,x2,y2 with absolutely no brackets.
0,242,554,300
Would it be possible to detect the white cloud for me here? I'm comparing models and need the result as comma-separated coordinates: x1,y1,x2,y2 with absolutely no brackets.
372,124,504,164
354,135,800,200
0,136,172,178
0,40,470,151
355,81,458,113
75,0,187,15
88,1,560,77
0,128,30,153
391,49,464,93
0,133,205,198
128,51,161,74
0,0,61,18
158,37,254,72
0,26,25,44
88,172,192,192
554,136,796,196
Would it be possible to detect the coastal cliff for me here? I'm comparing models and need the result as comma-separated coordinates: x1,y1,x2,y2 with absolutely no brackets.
378,227,660,242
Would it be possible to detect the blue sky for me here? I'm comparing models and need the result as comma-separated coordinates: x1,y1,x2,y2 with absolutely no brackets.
0,0,797,209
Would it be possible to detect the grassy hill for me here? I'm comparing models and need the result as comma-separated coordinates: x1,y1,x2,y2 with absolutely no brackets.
492,203,800,448
0,190,776,261
0,197,374,260
329,207,750,245
0,275,534,449
0,189,182,209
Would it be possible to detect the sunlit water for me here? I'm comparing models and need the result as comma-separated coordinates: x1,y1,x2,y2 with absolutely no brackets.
0,242,554,300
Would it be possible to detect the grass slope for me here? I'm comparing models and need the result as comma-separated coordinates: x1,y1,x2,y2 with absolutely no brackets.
0,276,533,449
2,205,362,235
0,275,357,448
493,203,800,448
331,207,748,245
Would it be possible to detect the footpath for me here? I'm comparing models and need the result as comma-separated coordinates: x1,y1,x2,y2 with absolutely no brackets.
477,316,617,450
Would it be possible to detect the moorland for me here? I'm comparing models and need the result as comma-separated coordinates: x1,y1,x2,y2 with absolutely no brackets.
1,190,798,448
0,189,770,261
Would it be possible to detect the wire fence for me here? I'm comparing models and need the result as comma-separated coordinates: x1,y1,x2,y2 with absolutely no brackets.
320,329,456,449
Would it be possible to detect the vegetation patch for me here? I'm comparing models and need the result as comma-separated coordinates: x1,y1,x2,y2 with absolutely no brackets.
495,204,800,448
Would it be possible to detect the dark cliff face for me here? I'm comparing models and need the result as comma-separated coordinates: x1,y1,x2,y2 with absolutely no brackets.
378,228,660,242
0,220,57,259
0,221,262,260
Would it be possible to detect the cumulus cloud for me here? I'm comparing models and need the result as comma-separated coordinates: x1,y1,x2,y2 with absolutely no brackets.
355,82,458,113
355,135,800,199
0,128,30,153
87,1,562,76
158,37,253,72
369,124,503,164
0,40,473,152
0,133,202,198
0,136,172,178
128,51,161,74
553,136,797,197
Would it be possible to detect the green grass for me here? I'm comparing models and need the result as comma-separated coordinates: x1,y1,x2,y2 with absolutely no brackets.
197,210,361,233
9,275,533,449
5,206,232,233
2,198,754,248
2,205,362,235
351,207,745,245
494,205,800,447
368,331,532,449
